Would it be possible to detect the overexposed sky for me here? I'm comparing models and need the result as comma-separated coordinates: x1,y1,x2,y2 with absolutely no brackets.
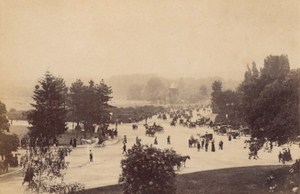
0,0,299,87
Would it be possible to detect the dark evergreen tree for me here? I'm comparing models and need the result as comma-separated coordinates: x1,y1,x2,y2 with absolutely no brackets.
95,79,113,130
69,79,113,134
69,79,85,129
27,72,68,147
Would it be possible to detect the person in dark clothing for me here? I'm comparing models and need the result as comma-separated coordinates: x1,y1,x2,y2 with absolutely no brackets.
122,144,127,154
197,142,200,152
22,166,35,185
269,141,273,152
73,138,77,148
167,136,171,144
154,137,158,145
278,151,282,163
219,140,223,150
89,150,93,162
228,135,232,141
205,142,209,152
211,141,215,152
123,135,127,144
70,138,73,146
201,139,205,149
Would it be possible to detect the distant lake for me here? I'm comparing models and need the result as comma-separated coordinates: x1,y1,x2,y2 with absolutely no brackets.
12,120,77,130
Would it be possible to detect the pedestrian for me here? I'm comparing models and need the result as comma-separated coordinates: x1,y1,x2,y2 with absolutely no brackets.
22,165,35,186
89,150,93,162
123,135,127,144
228,135,232,141
154,137,158,145
278,151,282,163
219,140,223,150
201,139,205,149
122,144,127,154
197,142,200,152
167,136,171,144
73,138,77,148
269,141,273,152
70,138,73,146
211,141,215,152
205,141,209,152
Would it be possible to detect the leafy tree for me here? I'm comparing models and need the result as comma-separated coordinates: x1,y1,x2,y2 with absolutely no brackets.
214,90,241,127
119,144,180,194
0,101,10,132
0,101,19,160
26,146,84,193
27,72,68,147
0,133,19,160
238,55,299,145
211,80,222,113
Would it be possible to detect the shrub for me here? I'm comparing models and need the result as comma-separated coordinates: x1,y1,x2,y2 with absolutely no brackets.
25,146,85,193
119,144,179,194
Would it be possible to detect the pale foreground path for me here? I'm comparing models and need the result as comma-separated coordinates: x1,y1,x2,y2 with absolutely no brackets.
0,116,299,194
64,118,300,189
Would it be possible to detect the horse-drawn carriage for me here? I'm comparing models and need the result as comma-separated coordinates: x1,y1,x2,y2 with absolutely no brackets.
188,138,199,147
145,129,156,137
132,124,138,130
227,130,240,139
145,123,164,136
201,133,213,141
170,120,176,126
196,117,210,126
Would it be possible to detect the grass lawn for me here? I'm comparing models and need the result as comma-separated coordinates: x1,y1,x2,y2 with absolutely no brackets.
78,165,296,194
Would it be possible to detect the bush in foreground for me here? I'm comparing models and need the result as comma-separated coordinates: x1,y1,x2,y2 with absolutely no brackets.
119,144,179,194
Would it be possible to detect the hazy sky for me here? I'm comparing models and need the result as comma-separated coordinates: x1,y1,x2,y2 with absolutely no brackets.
0,0,299,90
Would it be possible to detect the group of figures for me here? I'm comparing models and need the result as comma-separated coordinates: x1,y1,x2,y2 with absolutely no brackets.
188,134,224,152
169,107,211,129
69,137,77,147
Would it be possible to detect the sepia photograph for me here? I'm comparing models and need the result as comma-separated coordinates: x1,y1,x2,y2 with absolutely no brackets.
0,0,299,193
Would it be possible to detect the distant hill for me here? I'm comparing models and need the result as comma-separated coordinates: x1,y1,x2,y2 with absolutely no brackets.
0,74,240,110
106,74,240,102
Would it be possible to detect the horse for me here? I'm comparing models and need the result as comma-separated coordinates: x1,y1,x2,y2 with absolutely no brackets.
175,155,191,169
